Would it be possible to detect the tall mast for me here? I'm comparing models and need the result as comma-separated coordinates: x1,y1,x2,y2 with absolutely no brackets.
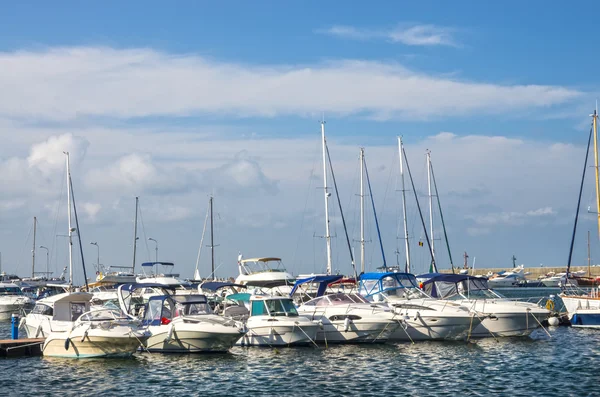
398,137,411,273
588,230,592,278
64,152,73,288
593,106,600,241
359,148,365,273
322,120,332,275
427,150,436,264
132,196,139,273
210,195,215,280
31,216,36,277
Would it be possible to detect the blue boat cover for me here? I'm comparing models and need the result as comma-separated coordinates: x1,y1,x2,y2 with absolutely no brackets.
200,281,246,292
358,272,419,297
289,275,343,297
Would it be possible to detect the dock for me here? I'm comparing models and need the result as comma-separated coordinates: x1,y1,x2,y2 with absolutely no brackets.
0,338,44,357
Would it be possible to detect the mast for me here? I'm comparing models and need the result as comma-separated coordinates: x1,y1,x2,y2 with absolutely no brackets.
210,195,215,280
359,148,365,273
31,217,36,277
588,230,592,278
321,120,332,275
512,255,517,268
398,137,411,273
427,150,436,264
593,106,600,241
132,196,139,273
64,152,73,288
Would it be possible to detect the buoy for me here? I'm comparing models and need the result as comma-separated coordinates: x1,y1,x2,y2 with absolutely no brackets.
548,317,560,327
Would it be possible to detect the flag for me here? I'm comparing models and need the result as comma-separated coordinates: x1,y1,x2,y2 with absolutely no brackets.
418,241,424,247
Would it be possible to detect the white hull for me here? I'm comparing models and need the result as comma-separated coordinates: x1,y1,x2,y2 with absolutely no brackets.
145,322,243,353
0,296,34,320
43,333,143,358
390,312,481,341
237,322,319,346
561,295,600,315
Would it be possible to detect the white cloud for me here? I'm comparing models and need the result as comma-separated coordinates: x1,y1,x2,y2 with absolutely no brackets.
0,47,581,122
320,24,458,47
27,133,89,175
81,202,101,221
526,207,555,216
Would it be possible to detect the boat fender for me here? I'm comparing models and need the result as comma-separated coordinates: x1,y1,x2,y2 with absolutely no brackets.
18,317,26,330
343,317,352,332
165,322,174,343
414,312,421,321
548,317,560,327
64,338,70,350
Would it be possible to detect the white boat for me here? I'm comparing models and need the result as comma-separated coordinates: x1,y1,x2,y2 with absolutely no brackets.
23,292,148,358
293,275,399,344
540,273,578,287
359,272,482,341
0,282,34,320
422,274,551,337
118,285,244,353
236,295,319,346
488,265,528,288
235,256,296,289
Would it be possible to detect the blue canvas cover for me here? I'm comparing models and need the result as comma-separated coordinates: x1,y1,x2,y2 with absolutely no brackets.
289,275,343,297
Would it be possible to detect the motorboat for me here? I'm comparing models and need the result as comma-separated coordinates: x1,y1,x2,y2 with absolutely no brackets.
236,295,319,346
22,292,148,358
118,284,245,353
235,256,296,289
540,272,578,287
359,272,482,341
136,262,196,296
421,274,551,337
293,275,400,344
487,265,528,288
0,282,34,320
560,286,600,328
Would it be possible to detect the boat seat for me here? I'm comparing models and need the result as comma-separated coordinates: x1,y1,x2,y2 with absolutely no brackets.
223,305,249,319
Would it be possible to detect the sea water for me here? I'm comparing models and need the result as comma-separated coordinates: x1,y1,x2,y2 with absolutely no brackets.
1,288,598,397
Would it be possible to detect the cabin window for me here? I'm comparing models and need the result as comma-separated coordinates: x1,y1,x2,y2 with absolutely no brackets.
32,304,53,316
69,302,87,321
251,301,267,316
265,299,298,316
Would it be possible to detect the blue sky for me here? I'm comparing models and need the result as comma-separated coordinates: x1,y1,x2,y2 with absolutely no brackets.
0,2,598,282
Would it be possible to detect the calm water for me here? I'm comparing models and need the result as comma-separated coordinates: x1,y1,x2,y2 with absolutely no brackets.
2,289,599,397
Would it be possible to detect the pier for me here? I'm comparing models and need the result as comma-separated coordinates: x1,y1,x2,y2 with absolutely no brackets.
0,338,44,358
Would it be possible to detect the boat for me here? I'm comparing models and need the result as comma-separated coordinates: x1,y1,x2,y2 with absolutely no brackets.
559,108,600,327
293,275,400,344
24,292,148,358
359,272,481,341
236,295,319,347
118,284,245,353
540,272,578,287
488,265,528,288
421,274,551,337
235,257,296,289
0,282,34,320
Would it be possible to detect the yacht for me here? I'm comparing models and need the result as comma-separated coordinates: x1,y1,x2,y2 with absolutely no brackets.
540,272,578,287
359,272,482,341
118,284,245,353
22,292,148,358
293,275,400,344
487,265,528,288
421,274,551,337
0,282,34,320
236,295,319,346
235,257,296,289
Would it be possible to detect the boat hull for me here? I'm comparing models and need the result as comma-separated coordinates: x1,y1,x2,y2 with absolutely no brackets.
471,311,549,337
390,313,481,341
43,334,142,358
571,309,600,328
145,326,242,353
237,323,319,346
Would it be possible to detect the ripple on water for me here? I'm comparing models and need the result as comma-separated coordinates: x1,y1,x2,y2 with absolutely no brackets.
2,322,600,396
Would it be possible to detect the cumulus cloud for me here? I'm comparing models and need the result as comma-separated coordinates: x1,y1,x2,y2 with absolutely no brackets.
0,47,582,122
319,24,459,47
27,133,89,175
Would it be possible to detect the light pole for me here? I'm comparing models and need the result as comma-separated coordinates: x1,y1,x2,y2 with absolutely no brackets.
39,246,49,277
90,242,100,272
148,238,158,262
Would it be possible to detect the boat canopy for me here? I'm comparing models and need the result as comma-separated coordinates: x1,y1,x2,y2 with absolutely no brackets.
239,257,281,263
289,275,343,297
118,283,177,293
141,262,175,267
358,272,419,298
422,274,490,299
200,281,246,292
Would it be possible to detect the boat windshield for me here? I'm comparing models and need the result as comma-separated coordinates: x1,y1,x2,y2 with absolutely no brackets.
359,274,425,300
0,287,23,295
251,298,298,316
426,278,504,300
303,293,369,307
79,309,128,322
176,302,213,316
239,259,286,275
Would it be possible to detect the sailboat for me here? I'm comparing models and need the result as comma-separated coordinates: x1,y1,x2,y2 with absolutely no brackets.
23,152,149,358
560,108,600,327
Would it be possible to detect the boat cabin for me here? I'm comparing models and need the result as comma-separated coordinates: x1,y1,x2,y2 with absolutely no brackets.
238,257,286,275
421,274,502,300
249,296,299,317
143,294,212,325
31,292,93,322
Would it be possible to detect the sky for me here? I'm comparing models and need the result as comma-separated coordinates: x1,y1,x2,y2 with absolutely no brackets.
0,1,599,283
